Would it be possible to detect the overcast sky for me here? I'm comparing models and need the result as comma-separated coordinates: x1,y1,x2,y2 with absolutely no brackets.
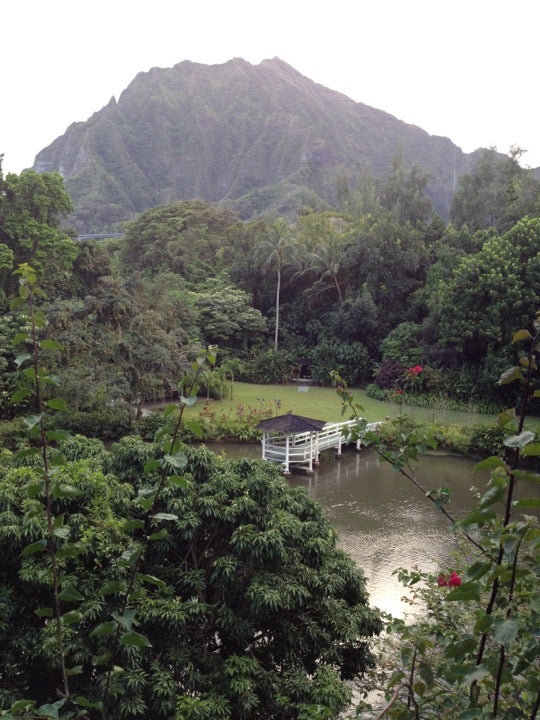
2,0,538,175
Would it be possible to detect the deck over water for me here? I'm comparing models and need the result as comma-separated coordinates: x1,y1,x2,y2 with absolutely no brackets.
260,419,381,474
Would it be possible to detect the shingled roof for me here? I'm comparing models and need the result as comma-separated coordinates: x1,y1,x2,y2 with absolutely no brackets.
257,412,327,433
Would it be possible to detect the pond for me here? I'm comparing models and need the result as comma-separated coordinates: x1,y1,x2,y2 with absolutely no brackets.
204,442,538,617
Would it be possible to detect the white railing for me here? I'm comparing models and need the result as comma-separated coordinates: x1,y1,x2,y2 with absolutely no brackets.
261,419,382,473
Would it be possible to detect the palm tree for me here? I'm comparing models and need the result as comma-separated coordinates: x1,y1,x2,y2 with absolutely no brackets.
295,213,349,305
254,219,297,351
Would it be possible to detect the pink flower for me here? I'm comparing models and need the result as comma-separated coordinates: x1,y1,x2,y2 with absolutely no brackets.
437,570,462,588
406,365,423,376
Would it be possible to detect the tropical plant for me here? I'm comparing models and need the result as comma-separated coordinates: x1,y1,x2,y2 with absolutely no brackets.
335,313,540,719
0,267,383,720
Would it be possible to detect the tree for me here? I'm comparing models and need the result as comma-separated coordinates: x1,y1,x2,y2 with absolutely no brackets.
450,147,540,233
254,218,297,351
192,279,268,353
119,200,239,279
428,216,540,365
378,155,433,226
0,165,77,295
0,441,382,719
296,213,350,305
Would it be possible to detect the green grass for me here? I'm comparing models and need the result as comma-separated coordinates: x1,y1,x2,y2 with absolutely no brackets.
187,382,504,427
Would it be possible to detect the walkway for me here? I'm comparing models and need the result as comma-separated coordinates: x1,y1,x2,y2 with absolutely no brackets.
260,418,381,474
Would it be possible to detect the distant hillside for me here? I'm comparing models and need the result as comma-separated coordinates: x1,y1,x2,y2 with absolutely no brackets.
34,57,480,234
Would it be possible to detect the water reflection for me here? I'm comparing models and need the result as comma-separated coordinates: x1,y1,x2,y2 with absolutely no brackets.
203,443,535,618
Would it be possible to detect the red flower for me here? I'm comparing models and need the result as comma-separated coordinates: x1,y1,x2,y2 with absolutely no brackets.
437,570,462,588
406,365,423,376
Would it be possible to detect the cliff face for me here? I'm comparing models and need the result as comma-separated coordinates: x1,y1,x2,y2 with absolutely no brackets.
34,57,476,233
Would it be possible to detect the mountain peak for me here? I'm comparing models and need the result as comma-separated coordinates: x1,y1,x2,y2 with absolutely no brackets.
33,57,476,233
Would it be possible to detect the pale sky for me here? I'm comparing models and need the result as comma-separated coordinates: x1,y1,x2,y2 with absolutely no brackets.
2,0,539,176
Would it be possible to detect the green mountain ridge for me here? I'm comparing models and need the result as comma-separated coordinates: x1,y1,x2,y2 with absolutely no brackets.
34,57,484,233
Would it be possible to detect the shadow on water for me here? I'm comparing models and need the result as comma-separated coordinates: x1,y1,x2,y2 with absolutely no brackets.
203,442,537,618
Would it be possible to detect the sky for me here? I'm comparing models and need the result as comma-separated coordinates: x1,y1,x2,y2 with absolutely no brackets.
2,0,539,175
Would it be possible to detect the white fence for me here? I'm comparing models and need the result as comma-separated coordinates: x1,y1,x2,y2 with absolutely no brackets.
261,419,381,473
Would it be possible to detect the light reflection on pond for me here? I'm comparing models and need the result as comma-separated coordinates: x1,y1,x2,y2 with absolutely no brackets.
202,442,534,618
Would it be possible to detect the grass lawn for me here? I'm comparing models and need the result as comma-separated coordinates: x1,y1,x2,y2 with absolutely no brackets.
185,382,505,427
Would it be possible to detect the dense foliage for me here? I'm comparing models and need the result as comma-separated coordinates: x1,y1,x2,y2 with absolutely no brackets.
0,275,382,719
334,314,540,718
1,150,540,425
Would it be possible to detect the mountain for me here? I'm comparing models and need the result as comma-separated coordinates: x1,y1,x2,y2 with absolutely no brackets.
33,57,479,234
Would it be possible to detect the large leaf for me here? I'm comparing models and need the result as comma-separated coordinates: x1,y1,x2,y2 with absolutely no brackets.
21,539,47,556
504,430,535,448
14,352,32,368
492,617,519,645
497,366,522,385
120,631,152,648
46,397,68,412
446,582,481,601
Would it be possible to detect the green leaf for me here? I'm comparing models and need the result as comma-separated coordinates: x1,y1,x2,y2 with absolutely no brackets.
46,397,68,412
40,339,63,351
14,352,32,367
497,408,516,426
36,700,66,719
169,474,188,488
465,561,492,581
46,429,71,441
514,497,540,509
137,496,153,511
112,609,136,630
100,580,125,596
66,665,83,676
492,617,519,645
59,583,84,602
61,610,83,626
122,519,145,532
143,459,162,472
148,529,169,541
185,418,203,438
512,329,533,343
478,485,504,509
504,430,535,448
49,454,67,467
498,366,522,385
51,483,82,499
180,394,197,407
53,526,70,540
23,413,44,429
461,664,491,686
90,621,117,637
13,447,40,462
35,607,54,618
473,456,506,472
163,452,188,469
136,573,166,587
152,512,178,521
21,539,47,556
11,387,31,403
523,442,540,457
13,331,29,346
446,582,481,601
120,631,152,648
73,695,103,710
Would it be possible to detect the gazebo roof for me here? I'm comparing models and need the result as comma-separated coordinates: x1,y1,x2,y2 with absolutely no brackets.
257,412,327,434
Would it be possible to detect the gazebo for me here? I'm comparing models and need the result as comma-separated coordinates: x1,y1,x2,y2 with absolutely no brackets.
257,412,328,475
